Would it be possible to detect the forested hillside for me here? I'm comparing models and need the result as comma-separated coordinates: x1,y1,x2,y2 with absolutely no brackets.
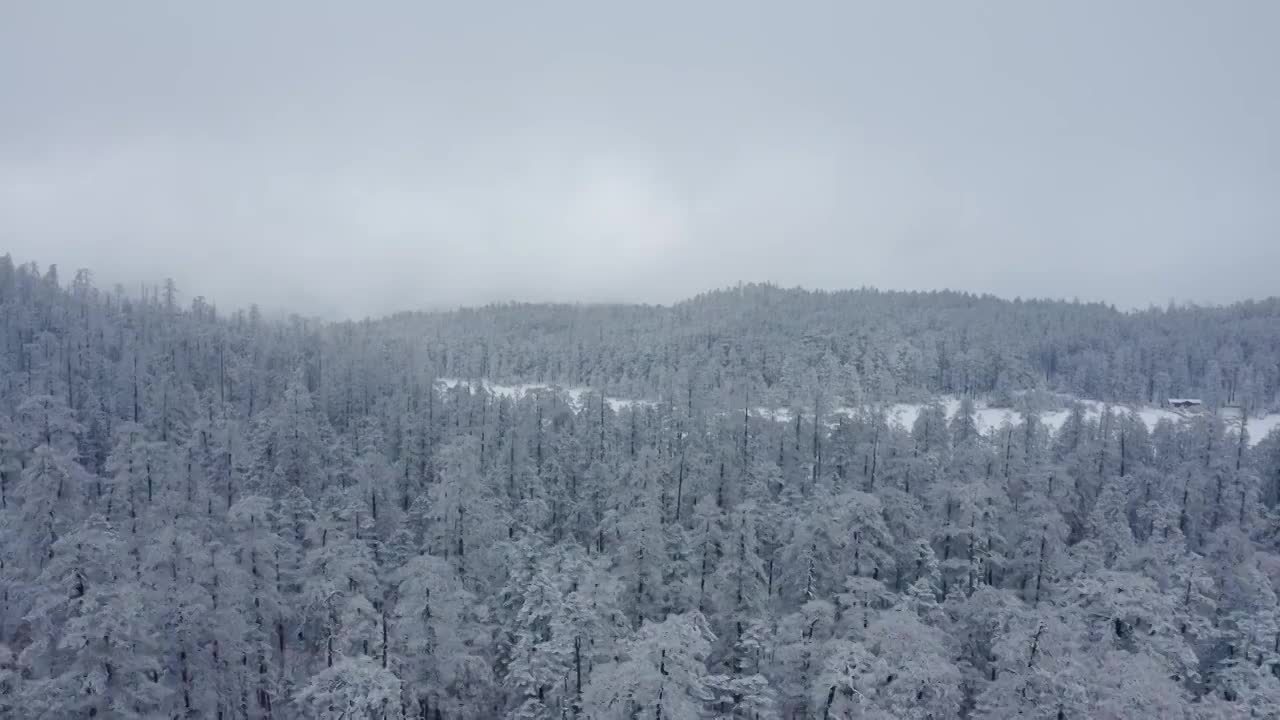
3,255,1280,718
383,284,1280,415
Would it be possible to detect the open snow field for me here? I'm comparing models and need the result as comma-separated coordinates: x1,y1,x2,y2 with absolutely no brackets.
435,377,653,413
439,378,1280,447
760,398,1277,446
876,398,1277,447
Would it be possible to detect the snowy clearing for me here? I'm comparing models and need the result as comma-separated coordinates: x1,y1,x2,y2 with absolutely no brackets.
761,397,1278,447
438,378,1279,447
435,377,653,413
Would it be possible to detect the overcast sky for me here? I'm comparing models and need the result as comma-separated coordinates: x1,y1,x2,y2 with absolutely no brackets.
2,1,1277,318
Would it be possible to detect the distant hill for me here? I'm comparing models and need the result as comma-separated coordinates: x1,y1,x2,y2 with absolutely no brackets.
374,283,1280,414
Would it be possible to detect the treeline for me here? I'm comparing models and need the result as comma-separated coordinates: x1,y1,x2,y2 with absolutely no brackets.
2,256,1280,718
380,284,1280,414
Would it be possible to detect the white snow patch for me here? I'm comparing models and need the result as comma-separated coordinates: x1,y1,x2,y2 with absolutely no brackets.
753,396,1278,447
439,378,1280,447
435,378,652,413
1249,414,1280,442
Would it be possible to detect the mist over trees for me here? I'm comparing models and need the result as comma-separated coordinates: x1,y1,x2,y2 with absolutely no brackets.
2,254,1280,718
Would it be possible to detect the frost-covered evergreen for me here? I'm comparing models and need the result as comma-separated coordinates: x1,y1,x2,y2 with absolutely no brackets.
1,254,1280,718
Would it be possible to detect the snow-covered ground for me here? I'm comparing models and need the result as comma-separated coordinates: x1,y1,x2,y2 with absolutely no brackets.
437,378,1279,447
764,398,1279,447
435,378,652,413
886,399,1280,447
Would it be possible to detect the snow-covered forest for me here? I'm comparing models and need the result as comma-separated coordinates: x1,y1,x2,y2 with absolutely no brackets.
390,285,1280,415
4,255,1280,718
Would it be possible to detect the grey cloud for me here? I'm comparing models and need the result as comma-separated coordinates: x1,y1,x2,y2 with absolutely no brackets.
2,1,1277,317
